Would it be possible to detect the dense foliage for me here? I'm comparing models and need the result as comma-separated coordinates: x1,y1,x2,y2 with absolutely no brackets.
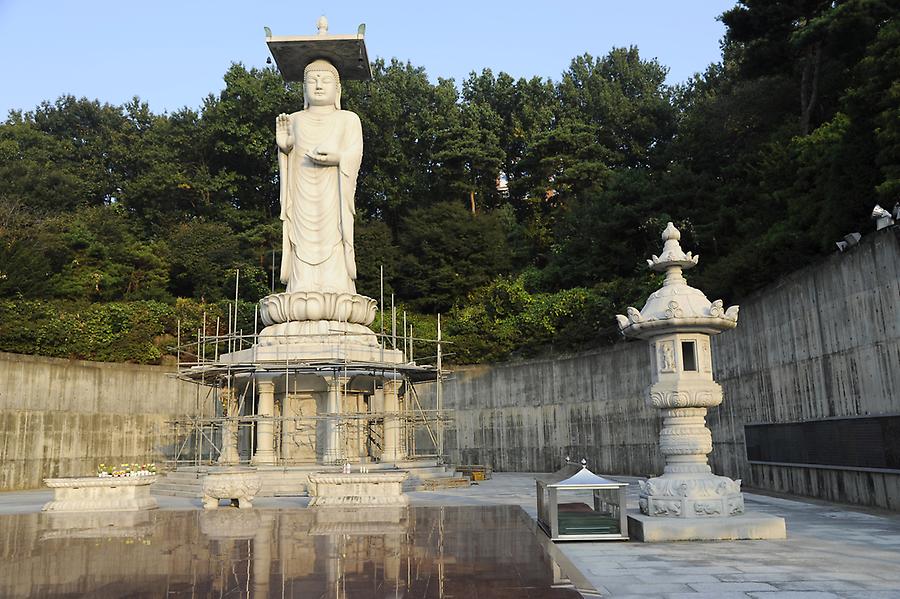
1,1,897,364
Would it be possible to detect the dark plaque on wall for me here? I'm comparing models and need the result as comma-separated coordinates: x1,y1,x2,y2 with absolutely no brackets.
745,415,900,471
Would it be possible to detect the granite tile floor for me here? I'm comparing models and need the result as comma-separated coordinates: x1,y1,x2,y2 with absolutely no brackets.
409,473,900,598
1,473,899,598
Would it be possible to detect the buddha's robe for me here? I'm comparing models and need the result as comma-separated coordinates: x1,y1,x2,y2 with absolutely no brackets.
278,109,363,294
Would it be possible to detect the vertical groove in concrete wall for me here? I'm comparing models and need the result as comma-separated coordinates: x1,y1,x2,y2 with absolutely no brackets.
0,353,206,490
431,227,900,510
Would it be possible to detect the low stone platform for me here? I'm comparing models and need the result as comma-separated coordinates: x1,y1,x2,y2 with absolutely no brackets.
42,476,158,512
627,511,786,542
154,460,457,497
308,472,408,507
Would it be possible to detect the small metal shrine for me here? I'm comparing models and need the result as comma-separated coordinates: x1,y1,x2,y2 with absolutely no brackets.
536,459,629,541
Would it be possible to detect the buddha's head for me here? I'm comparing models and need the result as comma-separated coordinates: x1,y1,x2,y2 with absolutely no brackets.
303,59,341,110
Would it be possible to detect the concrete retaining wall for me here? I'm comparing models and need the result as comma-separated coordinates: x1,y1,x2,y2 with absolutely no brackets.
428,227,900,510
0,353,204,490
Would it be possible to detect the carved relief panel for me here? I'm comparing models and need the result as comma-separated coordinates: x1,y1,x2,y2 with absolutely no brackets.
700,339,712,372
658,341,676,373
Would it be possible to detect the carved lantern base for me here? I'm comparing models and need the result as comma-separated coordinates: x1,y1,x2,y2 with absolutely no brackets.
639,473,744,518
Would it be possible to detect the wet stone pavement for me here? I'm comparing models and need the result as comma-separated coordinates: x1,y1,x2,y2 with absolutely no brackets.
0,501,589,598
1,473,899,598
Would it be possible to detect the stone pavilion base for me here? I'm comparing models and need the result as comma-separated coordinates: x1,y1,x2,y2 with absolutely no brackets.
627,511,786,542
308,472,409,507
42,476,159,513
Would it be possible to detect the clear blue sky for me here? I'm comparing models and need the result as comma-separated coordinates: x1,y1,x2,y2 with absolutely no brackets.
0,1,736,117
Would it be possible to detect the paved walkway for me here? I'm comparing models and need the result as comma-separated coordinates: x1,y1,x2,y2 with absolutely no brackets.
409,474,900,598
3,473,900,598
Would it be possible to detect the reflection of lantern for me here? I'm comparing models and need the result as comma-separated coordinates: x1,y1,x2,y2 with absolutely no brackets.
617,223,785,541
536,460,628,541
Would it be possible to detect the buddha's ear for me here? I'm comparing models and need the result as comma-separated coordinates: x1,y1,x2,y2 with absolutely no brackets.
334,83,342,110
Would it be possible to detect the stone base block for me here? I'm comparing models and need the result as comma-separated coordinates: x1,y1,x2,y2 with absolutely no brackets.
257,320,379,347
221,322,404,365
42,476,159,513
627,511,786,542
308,472,408,507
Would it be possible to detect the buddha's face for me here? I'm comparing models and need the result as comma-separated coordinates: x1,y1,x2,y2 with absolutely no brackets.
305,70,338,107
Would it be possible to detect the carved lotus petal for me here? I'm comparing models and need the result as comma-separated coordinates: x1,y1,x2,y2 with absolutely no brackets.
259,291,378,326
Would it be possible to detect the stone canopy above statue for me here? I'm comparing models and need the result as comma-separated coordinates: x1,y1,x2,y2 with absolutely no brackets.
265,16,372,82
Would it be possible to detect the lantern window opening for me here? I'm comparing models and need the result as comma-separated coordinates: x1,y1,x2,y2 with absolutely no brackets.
681,340,698,372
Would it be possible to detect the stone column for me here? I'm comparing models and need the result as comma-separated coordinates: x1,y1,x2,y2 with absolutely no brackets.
252,379,277,465
322,377,347,464
217,387,240,465
381,378,404,462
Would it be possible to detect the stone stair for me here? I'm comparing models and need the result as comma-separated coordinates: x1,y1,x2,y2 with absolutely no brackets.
152,469,205,498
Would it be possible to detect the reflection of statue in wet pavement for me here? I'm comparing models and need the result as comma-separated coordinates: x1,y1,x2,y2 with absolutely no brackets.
275,58,363,295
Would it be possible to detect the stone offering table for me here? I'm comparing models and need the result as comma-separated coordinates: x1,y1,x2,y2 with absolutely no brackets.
308,472,409,507
202,468,262,510
42,476,158,513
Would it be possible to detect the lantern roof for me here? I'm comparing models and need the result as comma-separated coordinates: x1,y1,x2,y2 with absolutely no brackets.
616,222,739,339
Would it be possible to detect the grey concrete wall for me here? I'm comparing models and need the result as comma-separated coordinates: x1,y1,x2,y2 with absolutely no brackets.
0,352,204,490
429,227,900,510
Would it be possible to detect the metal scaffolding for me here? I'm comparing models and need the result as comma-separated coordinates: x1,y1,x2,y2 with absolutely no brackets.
165,318,450,468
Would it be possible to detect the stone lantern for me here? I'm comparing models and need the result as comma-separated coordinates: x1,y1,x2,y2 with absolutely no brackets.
617,222,785,541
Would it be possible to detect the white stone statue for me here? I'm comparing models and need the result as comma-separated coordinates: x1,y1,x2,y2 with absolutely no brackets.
275,58,363,295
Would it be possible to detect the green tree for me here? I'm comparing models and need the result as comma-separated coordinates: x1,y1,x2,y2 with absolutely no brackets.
343,59,443,228
20,205,171,302
844,16,900,201
200,64,300,217
354,218,401,300
166,221,239,301
721,0,898,134
396,202,513,312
